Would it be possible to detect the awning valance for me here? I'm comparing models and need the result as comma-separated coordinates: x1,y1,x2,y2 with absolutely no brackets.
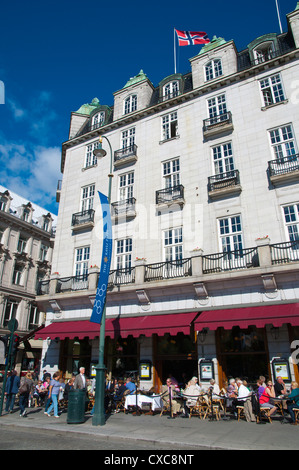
36,312,198,340
194,303,299,331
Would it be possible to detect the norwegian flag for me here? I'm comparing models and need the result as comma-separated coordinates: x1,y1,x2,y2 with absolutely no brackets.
175,30,210,46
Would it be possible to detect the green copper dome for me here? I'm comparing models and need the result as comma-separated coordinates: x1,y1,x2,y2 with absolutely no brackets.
123,70,148,88
75,97,101,115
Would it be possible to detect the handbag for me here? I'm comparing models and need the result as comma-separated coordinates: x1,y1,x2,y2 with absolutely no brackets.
19,380,29,395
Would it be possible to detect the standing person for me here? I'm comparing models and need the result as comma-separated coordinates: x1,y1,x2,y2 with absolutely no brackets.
45,372,61,418
18,372,33,417
5,370,20,413
73,367,87,390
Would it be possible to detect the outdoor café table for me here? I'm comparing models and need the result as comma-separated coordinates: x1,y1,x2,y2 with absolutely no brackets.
125,394,163,413
272,396,286,416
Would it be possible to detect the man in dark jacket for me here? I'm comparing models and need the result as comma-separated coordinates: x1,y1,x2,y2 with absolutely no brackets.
5,370,20,413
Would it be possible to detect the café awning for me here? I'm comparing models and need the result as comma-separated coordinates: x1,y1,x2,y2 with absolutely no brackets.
194,303,299,331
36,312,198,340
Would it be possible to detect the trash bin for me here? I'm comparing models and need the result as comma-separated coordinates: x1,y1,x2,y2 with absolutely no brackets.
67,389,86,424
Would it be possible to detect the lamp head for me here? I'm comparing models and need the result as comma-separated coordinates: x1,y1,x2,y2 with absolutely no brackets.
93,137,107,158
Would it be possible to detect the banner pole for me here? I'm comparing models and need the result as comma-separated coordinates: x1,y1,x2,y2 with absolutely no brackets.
174,29,177,74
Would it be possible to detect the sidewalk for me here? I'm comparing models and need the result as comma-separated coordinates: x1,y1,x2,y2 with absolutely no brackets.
0,407,298,450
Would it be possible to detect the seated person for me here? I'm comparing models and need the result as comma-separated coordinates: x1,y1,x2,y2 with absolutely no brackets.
209,379,220,400
274,376,287,397
125,377,136,395
182,378,200,416
259,380,277,418
113,380,127,405
161,378,182,415
286,381,299,425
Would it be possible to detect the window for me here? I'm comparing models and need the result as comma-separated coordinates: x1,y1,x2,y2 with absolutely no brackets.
161,112,178,141
74,246,90,277
163,158,180,188
283,204,299,242
119,172,134,201
212,142,235,175
164,227,183,261
22,207,30,222
39,243,48,262
163,81,179,100
85,142,100,168
0,197,7,212
219,215,243,255
28,304,40,329
259,74,285,107
3,300,18,327
207,94,227,122
17,236,27,254
116,238,132,270
124,95,137,115
269,125,297,160
205,59,223,81
12,264,23,285
253,42,275,64
121,127,135,149
92,111,105,129
81,184,95,211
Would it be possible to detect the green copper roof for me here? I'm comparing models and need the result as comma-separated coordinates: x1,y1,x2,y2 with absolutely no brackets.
198,36,227,55
123,70,148,88
75,97,100,115
295,2,299,10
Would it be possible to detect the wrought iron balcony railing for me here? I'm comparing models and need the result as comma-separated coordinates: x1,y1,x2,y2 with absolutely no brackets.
156,185,184,205
71,209,95,227
270,240,299,265
56,274,89,293
208,170,240,192
202,247,259,274
145,258,191,281
114,144,138,165
111,198,136,217
203,111,232,132
268,154,299,177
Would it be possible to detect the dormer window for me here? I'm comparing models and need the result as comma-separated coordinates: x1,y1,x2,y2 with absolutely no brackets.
124,95,137,115
253,41,275,65
205,59,223,81
92,111,105,130
163,81,179,101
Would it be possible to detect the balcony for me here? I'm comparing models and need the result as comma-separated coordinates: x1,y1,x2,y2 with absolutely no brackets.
268,154,299,186
111,198,136,220
71,209,95,231
37,240,299,297
57,274,89,293
203,112,233,139
202,247,259,274
114,144,138,167
208,170,241,199
156,185,185,207
145,258,191,281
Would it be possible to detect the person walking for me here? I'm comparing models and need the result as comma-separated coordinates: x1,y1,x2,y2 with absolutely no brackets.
5,370,20,413
45,372,61,418
18,372,33,417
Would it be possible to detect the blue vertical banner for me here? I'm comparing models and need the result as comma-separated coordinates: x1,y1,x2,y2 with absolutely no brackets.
90,191,112,324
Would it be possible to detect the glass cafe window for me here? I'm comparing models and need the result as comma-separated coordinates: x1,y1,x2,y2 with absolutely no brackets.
220,326,266,353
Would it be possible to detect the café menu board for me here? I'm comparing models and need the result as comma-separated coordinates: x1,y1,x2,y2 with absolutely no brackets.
272,359,291,382
199,360,215,381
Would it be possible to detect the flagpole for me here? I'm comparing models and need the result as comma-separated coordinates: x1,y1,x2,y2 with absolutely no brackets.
174,29,177,74
275,0,283,34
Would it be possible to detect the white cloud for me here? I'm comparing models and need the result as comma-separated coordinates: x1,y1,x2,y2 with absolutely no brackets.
0,140,61,214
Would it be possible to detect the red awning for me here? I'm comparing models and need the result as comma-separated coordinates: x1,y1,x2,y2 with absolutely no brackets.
194,303,299,331
35,312,197,340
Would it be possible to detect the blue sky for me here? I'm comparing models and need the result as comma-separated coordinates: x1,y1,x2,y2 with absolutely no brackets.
0,0,296,214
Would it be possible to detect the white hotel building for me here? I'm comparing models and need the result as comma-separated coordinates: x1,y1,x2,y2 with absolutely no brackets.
37,4,299,390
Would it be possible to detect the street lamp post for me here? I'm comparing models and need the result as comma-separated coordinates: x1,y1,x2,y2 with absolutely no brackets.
92,135,113,426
